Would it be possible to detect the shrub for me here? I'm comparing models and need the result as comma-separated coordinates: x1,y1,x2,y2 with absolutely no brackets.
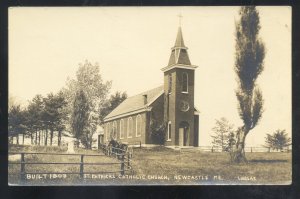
150,120,166,145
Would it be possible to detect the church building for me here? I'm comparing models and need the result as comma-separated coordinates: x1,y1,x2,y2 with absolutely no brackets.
103,25,199,147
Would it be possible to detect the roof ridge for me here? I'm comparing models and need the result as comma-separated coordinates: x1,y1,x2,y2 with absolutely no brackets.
127,85,163,98
104,85,164,121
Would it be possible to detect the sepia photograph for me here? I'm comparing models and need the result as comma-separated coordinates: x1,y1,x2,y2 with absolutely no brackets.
8,6,291,185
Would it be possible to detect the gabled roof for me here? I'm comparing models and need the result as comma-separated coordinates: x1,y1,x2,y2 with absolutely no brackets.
104,85,201,122
104,86,164,121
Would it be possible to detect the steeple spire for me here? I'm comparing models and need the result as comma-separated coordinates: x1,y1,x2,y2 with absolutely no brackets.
166,19,191,67
174,14,185,48
174,26,186,48
161,16,198,72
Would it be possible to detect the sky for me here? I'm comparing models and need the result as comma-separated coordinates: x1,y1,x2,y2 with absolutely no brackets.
9,6,291,147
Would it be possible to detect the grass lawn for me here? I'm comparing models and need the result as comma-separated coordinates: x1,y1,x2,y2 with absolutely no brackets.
130,146,292,185
8,145,291,185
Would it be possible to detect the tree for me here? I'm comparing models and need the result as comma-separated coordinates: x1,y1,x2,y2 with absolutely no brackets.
232,6,265,163
99,91,127,123
42,94,57,146
64,60,112,148
149,111,166,145
8,105,26,144
211,117,235,152
25,95,43,144
56,91,68,146
42,92,68,146
226,132,236,152
8,96,27,144
80,112,98,149
150,119,166,145
265,129,291,151
71,90,90,147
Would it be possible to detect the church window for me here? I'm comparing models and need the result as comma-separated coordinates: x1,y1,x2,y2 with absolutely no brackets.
112,121,117,139
168,74,172,94
167,121,171,141
182,72,188,93
136,114,142,137
127,117,133,138
120,119,124,139
107,122,111,141
105,123,108,141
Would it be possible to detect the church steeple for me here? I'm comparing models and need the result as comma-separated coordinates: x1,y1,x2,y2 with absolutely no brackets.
162,16,199,147
162,18,197,73
165,26,192,69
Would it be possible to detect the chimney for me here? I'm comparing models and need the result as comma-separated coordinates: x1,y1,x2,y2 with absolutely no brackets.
143,94,148,105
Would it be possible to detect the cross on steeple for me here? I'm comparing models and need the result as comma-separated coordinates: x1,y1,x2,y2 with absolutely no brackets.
177,13,183,27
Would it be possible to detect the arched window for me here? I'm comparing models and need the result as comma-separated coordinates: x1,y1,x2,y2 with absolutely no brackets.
112,121,117,139
136,114,142,137
107,122,111,141
120,119,124,139
167,121,172,141
168,74,172,94
127,117,133,138
105,123,108,141
182,72,188,93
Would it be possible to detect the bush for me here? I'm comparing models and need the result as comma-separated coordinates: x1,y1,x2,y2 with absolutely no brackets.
150,121,166,145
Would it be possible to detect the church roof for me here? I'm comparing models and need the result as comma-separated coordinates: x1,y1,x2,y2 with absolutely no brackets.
104,86,164,121
165,26,194,71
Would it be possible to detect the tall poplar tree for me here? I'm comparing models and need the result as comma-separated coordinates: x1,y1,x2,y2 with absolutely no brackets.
71,90,90,147
232,6,265,163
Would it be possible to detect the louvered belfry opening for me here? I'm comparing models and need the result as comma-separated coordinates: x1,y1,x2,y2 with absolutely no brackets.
167,27,192,67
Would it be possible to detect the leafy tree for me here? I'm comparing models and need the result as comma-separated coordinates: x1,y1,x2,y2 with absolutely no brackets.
42,93,56,146
71,90,90,148
22,93,67,146
265,129,291,151
150,112,166,145
8,96,27,144
56,91,68,146
26,95,44,144
80,112,98,149
100,91,127,123
8,105,26,144
232,6,265,163
42,92,68,146
64,60,112,148
27,95,45,145
211,117,235,152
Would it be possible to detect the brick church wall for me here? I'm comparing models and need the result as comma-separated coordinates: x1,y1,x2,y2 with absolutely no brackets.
103,112,147,145
174,68,195,146
163,68,196,146
145,94,164,144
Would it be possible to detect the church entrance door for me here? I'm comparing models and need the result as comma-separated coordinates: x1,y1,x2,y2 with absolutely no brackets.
179,121,189,146
179,128,184,146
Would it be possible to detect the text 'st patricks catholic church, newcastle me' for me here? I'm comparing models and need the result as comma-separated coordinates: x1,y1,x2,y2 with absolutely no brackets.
103,21,200,147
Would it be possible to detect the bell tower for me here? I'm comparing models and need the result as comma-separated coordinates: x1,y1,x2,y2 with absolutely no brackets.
162,19,198,146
